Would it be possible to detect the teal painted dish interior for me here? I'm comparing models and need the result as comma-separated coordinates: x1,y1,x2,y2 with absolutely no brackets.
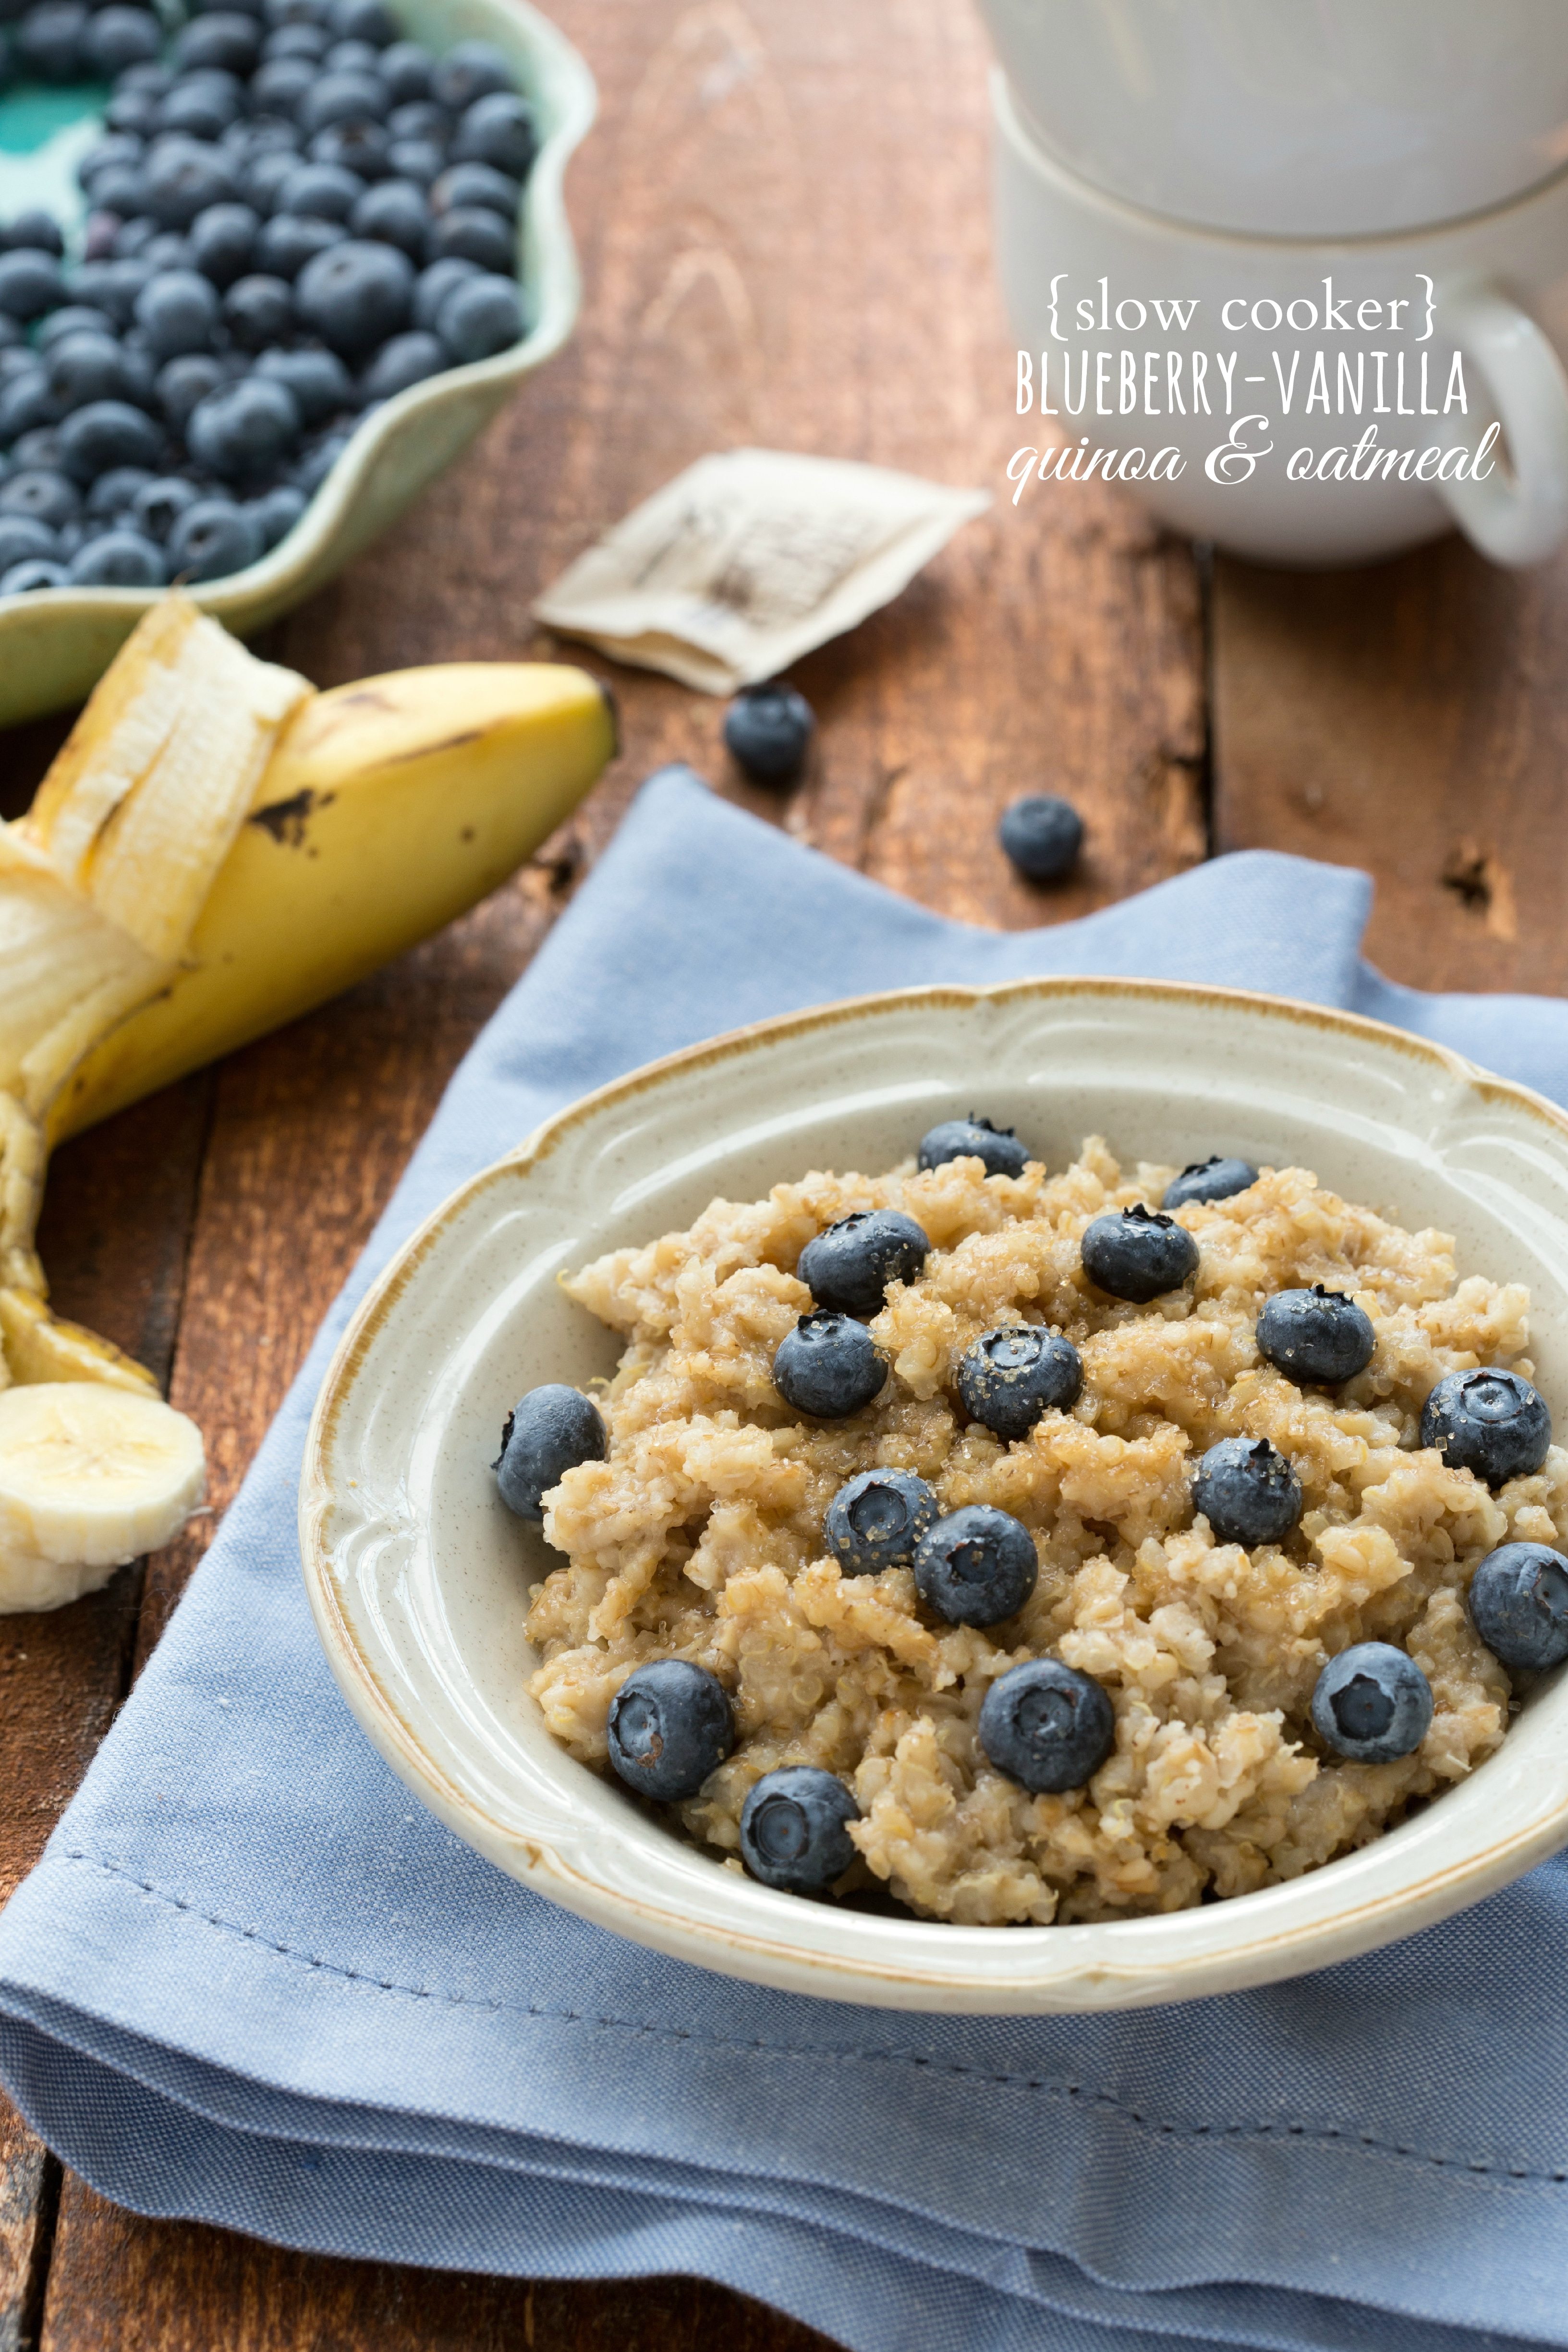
0,0,594,726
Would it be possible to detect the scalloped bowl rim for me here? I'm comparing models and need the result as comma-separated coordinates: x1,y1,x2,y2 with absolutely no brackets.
299,976,1568,2012
0,0,595,633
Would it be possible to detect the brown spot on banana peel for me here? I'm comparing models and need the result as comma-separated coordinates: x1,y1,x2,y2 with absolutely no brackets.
382,728,486,765
248,788,336,847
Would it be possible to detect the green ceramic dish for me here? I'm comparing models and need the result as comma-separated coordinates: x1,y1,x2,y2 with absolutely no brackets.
0,0,595,726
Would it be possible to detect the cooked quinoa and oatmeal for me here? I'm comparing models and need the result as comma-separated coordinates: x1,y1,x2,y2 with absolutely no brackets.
492,1115,1568,1926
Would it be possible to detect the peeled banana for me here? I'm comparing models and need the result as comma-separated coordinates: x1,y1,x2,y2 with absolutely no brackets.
0,592,616,1611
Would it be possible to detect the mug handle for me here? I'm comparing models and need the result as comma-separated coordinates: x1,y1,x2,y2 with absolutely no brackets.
1435,281,1568,567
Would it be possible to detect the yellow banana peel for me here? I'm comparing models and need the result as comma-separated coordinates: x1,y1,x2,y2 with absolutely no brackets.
0,594,617,1396
51,660,616,1141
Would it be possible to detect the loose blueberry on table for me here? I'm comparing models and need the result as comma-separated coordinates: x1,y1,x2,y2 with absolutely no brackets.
997,791,1083,885
721,679,814,787
0,0,534,596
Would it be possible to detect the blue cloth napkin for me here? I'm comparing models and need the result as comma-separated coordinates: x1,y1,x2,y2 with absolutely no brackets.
1,764,1567,2352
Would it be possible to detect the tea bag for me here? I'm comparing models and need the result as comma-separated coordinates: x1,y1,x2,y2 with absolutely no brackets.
533,449,989,693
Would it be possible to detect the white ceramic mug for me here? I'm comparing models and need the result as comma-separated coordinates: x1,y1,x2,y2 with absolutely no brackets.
979,0,1568,238
994,76,1568,567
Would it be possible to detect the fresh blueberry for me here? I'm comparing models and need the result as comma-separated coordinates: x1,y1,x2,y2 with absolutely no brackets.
0,369,61,442
351,176,430,255
112,216,160,259
1468,1541,1568,1673
740,1766,859,1894
413,254,478,328
378,37,432,102
387,134,445,185
0,468,80,528
1081,1204,1199,1303
436,269,521,360
166,494,263,579
85,7,159,73
1256,1285,1376,1387
277,160,365,222
823,1467,938,1576
1191,1436,1302,1547
1311,1642,1433,1762
74,257,154,328
978,1656,1116,1792
175,10,261,73
105,85,163,137
1162,1156,1259,1212
0,557,69,592
426,203,514,273
263,18,328,58
915,1116,1029,1181
0,513,57,571
289,424,352,490
310,120,391,180
957,1324,1082,1441
998,795,1084,883
605,1658,732,1804
913,1503,1037,1626
255,341,354,423
156,350,225,428
388,99,450,144
430,159,519,218
265,0,331,25
256,213,349,284
1420,1368,1552,1488
432,37,513,111
17,0,87,80
158,76,241,142
59,400,164,484
143,136,239,229
295,235,412,353
36,305,116,351
0,248,64,320
87,163,151,219
190,202,260,288
143,231,198,274
251,54,315,113
773,1312,886,1419
251,478,305,546
451,89,534,179
129,473,199,539
721,678,813,786
0,208,65,257
798,1209,928,1318
10,426,63,472
77,132,146,195
493,1382,607,1519
45,332,142,413
324,36,380,73
358,327,445,400
188,376,302,478
237,144,302,215
68,528,166,585
135,268,221,358
328,0,394,42
82,213,123,265
299,66,389,133
85,464,155,520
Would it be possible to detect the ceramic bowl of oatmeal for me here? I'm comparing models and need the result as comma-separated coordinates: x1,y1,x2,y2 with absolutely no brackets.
299,977,1568,2011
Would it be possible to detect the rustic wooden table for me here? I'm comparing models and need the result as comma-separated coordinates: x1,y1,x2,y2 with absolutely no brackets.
3,1,1566,2345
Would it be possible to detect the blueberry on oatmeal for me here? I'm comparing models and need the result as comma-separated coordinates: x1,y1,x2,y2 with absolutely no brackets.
494,1383,606,1521
913,1504,1038,1627
1191,1436,1302,1548
956,1324,1082,1440
772,1312,887,1419
824,1467,937,1575
740,1766,859,1894
1161,1155,1258,1212
1256,1285,1375,1387
606,1659,732,1803
1468,1542,1568,1673
979,1658,1115,1794
916,1115,1031,1179
798,1209,928,1318
1420,1367,1551,1488
1080,1203,1198,1303
1310,1643,1434,1764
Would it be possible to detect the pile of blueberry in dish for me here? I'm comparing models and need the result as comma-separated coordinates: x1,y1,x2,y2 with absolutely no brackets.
0,0,535,593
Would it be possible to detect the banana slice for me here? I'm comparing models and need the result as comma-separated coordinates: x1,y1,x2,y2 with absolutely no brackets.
0,1382,204,1609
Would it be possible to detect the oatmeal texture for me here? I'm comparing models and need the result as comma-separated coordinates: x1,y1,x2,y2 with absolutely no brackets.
524,1143,1557,1924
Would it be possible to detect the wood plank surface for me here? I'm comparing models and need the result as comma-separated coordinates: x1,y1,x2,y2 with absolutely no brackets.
24,0,1568,2347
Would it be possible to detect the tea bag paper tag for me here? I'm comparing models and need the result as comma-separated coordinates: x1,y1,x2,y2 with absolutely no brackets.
533,449,990,693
